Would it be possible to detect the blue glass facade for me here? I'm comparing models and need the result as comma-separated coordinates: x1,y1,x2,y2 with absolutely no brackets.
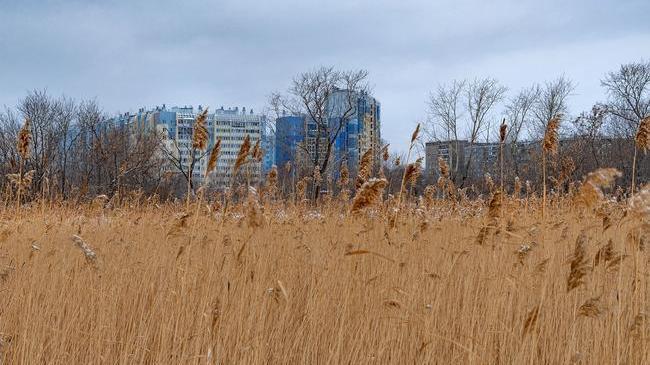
328,90,381,174
154,110,177,139
275,116,305,168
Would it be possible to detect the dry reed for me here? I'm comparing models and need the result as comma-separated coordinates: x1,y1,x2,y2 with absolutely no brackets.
1,161,650,364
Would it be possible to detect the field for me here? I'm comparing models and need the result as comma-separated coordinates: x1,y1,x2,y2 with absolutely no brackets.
1,187,649,364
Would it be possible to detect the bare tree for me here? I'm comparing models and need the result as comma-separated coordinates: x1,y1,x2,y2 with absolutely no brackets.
601,61,650,136
503,85,539,175
74,99,105,192
571,104,607,168
17,90,58,193
531,76,574,137
71,100,163,197
272,66,369,200
461,78,507,186
53,96,77,197
159,119,210,192
426,80,465,182
0,108,21,189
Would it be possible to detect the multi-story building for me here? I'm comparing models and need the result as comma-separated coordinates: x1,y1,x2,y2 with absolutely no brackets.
425,140,469,182
425,140,517,182
274,115,305,169
326,89,381,175
273,90,381,178
210,106,264,186
113,105,265,187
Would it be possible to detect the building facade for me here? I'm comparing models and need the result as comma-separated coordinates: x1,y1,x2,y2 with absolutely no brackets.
329,89,381,174
279,89,381,178
113,105,265,187
274,115,305,169
210,106,264,186
425,140,525,182
273,90,381,179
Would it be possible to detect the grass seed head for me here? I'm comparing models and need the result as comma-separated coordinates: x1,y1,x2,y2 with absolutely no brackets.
350,178,387,214
543,115,561,155
192,109,209,150
17,118,32,160
636,116,650,153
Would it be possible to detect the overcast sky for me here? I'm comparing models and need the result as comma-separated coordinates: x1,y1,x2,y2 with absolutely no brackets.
1,0,648,152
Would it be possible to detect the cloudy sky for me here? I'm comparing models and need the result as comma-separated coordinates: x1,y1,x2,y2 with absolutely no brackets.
1,0,648,151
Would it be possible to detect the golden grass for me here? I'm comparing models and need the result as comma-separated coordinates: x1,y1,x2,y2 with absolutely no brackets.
0,193,648,364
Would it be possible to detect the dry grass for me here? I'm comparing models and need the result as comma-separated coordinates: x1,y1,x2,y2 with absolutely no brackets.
0,191,649,364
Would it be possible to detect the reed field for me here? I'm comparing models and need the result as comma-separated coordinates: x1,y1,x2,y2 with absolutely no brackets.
1,120,650,364
0,179,649,364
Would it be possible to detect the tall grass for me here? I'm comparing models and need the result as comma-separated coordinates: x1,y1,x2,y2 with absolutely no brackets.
1,121,650,364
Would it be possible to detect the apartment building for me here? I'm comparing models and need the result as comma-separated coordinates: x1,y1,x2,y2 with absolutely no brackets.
115,105,265,187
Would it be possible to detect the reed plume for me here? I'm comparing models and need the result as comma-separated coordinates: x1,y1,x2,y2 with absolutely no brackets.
404,157,423,188
17,118,32,160
476,190,502,245
411,123,420,144
567,231,589,292
542,115,561,218
488,190,502,219
13,118,33,206
350,178,387,214
205,139,221,178
233,134,251,176
636,117,650,153
192,109,209,150
355,148,373,189
264,165,278,203
543,116,560,155
251,139,263,162
576,168,621,208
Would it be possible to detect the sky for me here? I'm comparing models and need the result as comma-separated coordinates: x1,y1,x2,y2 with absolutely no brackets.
1,0,649,152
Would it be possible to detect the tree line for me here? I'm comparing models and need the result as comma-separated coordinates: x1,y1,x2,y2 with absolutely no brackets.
0,92,166,202
422,61,650,195
0,61,648,202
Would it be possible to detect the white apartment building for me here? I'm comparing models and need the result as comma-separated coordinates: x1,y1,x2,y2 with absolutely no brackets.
122,105,264,187
210,106,264,186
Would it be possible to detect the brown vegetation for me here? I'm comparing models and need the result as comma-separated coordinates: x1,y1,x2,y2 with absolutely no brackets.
0,181,648,363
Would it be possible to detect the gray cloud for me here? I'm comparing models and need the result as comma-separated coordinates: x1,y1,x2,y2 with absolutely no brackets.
1,0,648,151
